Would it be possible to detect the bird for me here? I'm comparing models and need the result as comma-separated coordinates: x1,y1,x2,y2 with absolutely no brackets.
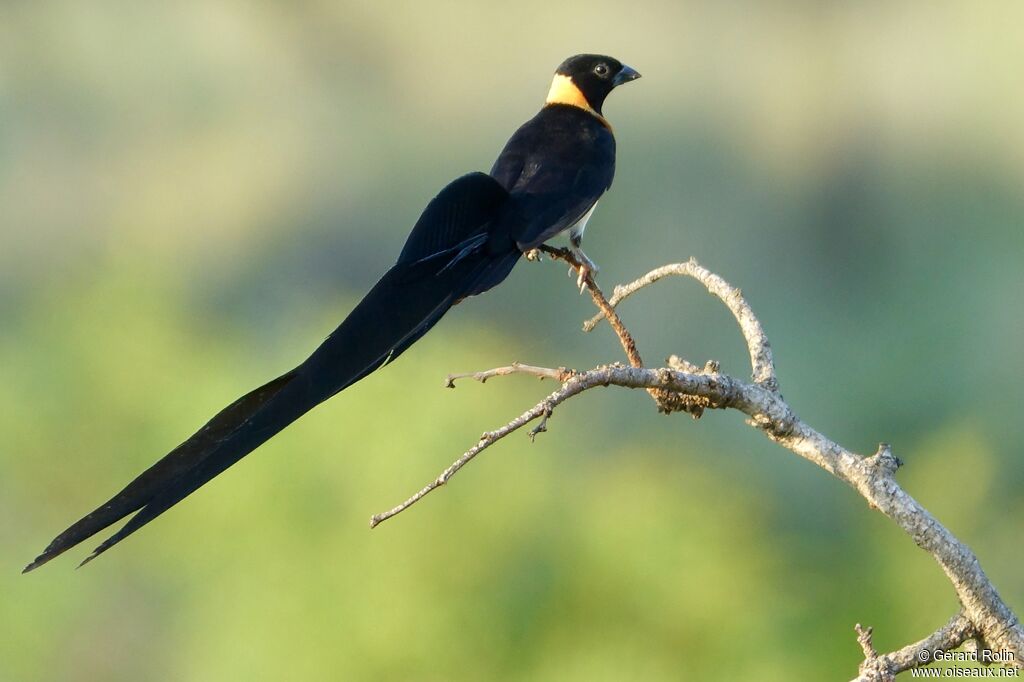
24,54,641,572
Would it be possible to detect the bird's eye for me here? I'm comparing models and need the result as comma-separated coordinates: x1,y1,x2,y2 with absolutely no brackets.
594,64,609,77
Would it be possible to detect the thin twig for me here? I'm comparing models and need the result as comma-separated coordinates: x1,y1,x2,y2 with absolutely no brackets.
582,259,778,390
539,245,644,368
856,624,880,664
539,246,695,414
370,365,603,529
445,362,572,388
852,612,975,681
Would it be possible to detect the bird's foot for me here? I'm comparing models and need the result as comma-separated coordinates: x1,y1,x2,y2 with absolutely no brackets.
524,248,542,262
568,248,600,294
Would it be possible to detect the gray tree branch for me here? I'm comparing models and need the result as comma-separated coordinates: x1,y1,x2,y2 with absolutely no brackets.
370,258,1021,677
853,613,975,681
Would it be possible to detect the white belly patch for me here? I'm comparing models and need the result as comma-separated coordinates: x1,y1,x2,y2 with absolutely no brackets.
569,201,598,243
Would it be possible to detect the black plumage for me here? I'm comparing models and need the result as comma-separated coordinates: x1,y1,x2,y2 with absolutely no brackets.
25,54,640,571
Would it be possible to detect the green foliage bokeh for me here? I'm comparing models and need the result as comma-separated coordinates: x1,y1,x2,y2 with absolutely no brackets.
2,2,1022,680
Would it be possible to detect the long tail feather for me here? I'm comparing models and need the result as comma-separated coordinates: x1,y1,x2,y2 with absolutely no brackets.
25,172,518,571
23,371,298,572
24,249,520,571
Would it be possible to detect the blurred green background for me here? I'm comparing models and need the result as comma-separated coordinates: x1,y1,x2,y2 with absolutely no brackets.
2,2,1022,680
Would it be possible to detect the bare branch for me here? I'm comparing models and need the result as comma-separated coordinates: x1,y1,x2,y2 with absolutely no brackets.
444,362,572,388
583,259,778,389
540,246,703,416
370,363,625,528
371,257,1022,676
539,245,644,369
370,361,727,530
852,612,975,681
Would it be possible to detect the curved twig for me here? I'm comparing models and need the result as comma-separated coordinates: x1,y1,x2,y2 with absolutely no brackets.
582,259,777,389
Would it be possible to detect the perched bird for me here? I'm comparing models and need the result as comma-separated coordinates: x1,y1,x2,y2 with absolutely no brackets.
25,54,641,571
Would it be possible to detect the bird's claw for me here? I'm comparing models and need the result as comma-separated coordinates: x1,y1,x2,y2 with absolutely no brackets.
524,248,542,262
568,248,599,294
575,265,591,293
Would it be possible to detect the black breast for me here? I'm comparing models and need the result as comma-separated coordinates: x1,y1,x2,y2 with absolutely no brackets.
488,105,616,249
490,105,616,194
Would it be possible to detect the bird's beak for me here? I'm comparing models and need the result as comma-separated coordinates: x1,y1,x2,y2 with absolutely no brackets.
612,65,641,87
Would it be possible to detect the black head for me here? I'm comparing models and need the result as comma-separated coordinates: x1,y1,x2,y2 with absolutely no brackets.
546,54,641,114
